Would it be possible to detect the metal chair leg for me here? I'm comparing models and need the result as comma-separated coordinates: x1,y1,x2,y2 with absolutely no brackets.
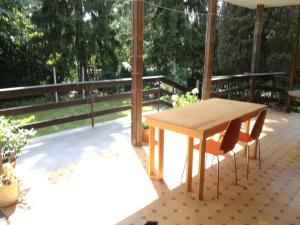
211,155,215,168
181,157,187,184
246,145,249,179
258,140,261,169
233,151,238,185
217,156,220,199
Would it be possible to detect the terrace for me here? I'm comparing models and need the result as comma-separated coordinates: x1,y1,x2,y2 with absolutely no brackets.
0,109,299,225
1,0,300,225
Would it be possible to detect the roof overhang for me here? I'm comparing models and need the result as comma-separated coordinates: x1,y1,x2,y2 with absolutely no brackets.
224,0,300,9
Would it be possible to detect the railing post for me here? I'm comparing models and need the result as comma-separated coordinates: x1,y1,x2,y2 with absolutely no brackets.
89,86,95,128
157,80,161,112
82,66,86,99
53,66,59,103
229,82,232,99
172,85,175,95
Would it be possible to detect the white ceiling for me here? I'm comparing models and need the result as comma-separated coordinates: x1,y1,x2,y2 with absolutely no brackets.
225,0,300,9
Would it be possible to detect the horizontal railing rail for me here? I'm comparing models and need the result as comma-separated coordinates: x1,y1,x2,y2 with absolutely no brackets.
211,72,286,82
0,76,188,130
0,71,296,131
0,76,168,100
211,72,289,105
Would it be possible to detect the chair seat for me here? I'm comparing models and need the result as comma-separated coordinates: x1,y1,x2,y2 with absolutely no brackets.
239,131,252,143
194,139,226,156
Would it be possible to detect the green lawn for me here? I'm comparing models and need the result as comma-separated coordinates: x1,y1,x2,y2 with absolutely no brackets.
14,99,156,137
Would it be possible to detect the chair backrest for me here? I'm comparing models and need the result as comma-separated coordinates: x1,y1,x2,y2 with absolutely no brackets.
250,109,267,140
220,117,243,153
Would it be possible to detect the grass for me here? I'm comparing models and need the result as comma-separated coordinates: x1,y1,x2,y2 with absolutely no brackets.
14,99,157,137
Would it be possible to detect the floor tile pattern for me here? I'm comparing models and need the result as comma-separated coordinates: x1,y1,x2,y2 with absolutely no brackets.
0,110,299,225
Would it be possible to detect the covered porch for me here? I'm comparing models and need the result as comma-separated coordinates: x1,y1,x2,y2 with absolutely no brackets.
1,110,299,225
1,0,300,224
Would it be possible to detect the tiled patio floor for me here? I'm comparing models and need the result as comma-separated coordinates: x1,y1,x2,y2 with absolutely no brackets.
0,110,300,225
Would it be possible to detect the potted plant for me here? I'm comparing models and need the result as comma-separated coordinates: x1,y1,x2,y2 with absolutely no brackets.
142,121,149,143
0,160,19,207
0,116,36,165
0,116,35,207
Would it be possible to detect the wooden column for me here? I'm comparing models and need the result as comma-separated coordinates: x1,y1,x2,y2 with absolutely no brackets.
0,154,3,175
286,8,300,112
201,0,217,100
249,5,264,102
131,0,144,146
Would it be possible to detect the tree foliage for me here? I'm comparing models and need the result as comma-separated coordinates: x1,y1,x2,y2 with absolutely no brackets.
32,0,119,82
260,7,298,72
144,0,207,87
217,3,299,75
217,3,255,74
0,0,50,88
1,0,300,89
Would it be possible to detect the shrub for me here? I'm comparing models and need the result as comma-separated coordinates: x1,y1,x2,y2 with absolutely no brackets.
171,88,199,107
0,116,36,162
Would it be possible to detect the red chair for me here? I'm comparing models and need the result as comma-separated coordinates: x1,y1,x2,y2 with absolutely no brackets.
239,109,267,179
194,117,243,198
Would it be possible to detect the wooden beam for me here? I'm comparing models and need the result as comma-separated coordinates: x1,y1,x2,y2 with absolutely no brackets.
131,0,144,146
286,7,300,112
201,0,217,100
249,4,264,102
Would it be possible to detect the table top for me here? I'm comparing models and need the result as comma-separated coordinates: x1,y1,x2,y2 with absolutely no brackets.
288,90,300,98
145,98,266,138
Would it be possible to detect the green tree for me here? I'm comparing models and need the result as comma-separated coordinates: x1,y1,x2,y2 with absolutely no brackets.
217,3,299,75
260,7,298,72
144,0,207,88
217,2,255,74
0,0,50,88
32,0,118,82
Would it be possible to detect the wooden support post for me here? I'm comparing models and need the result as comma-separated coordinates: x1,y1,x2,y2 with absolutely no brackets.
201,0,217,100
131,0,144,146
249,5,264,102
286,8,300,112
0,154,3,175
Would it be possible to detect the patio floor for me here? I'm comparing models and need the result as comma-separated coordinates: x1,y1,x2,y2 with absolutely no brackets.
1,109,300,225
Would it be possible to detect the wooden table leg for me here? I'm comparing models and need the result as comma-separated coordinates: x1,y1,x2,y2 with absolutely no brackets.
252,140,258,159
158,129,164,180
149,126,155,177
186,137,194,192
197,136,206,200
243,120,250,155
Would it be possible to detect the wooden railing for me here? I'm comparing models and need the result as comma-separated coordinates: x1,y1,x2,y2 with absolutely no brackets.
0,76,188,129
0,72,295,130
211,72,288,105
288,77,300,112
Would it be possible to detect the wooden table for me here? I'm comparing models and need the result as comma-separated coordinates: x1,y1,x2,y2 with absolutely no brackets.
145,98,266,200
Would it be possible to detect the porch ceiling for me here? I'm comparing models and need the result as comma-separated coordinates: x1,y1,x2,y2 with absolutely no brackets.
225,0,300,9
